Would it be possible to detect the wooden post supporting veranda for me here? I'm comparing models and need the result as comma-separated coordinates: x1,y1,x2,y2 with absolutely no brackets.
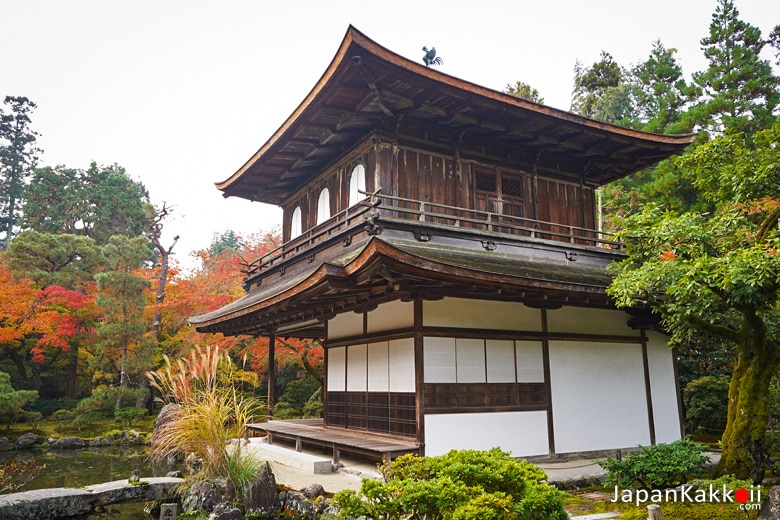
268,334,276,418
647,504,664,520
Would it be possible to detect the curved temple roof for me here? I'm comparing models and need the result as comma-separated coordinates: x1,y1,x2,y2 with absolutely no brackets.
189,234,619,337
217,26,696,205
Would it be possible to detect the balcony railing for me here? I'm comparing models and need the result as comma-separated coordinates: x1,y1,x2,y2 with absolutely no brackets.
242,191,622,281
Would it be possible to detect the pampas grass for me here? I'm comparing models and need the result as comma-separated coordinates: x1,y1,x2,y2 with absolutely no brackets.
147,346,265,486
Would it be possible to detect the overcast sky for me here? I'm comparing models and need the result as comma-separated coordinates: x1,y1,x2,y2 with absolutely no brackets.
4,0,779,270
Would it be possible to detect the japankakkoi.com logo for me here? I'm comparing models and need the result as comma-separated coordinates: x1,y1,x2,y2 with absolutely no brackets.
611,483,762,510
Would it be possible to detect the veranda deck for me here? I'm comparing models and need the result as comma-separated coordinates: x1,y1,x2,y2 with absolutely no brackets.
247,419,421,465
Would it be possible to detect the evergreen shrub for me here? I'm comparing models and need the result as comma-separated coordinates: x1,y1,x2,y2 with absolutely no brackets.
333,448,568,519
599,439,710,489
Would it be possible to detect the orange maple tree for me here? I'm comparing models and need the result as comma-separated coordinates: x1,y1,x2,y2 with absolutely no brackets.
152,231,322,386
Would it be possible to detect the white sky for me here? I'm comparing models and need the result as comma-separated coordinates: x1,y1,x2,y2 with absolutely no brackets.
3,0,779,270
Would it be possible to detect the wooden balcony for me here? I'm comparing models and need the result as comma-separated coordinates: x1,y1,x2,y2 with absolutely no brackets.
242,192,622,289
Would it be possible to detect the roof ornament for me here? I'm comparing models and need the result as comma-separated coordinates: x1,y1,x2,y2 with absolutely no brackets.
422,46,443,67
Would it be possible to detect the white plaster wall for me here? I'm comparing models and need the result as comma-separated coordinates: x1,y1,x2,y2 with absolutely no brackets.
389,338,415,392
423,337,457,382
456,338,485,383
549,341,651,453
516,341,544,383
367,342,389,392
546,307,635,336
367,300,413,334
327,346,346,391
328,312,363,340
424,411,549,457
646,331,683,443
423,298,542,331
346,344,367,391
486,340,515,383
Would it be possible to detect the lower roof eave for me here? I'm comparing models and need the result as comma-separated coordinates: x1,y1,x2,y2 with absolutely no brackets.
190,236,617,337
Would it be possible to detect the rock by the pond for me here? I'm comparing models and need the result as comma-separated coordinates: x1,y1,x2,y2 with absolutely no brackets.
760,485,780,519
208,501,243,520
282,490,331,519
182,477,235,513
244,461,281,514
0,436,10,450
304,483,326,499
15,432,40,448
51,437,86,450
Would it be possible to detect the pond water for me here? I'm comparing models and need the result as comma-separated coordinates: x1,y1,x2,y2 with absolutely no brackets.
1,446,175,519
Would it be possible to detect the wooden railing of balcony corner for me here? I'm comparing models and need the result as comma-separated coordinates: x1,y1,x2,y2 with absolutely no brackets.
242,191,623,282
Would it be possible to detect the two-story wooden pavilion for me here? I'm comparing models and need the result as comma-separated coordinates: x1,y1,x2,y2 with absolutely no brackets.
190,26,696,462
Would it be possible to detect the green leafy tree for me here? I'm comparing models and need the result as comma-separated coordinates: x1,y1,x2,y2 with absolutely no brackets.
571,51,636,126
206,230,246,258
683,375,730,435
94,235,153,394
769,25,780,67
0,370,38,429
0,96,40,248
632,40,694,135
23,162,148,245
607,119,780,483
689,0,779,136
3,230,103,289
504,81,544,103
598,38,702,232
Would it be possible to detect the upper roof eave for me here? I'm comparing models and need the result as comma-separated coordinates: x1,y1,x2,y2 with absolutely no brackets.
216,25,697,200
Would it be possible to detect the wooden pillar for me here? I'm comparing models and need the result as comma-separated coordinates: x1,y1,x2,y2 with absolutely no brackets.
640,329,657,445
268,333,276,418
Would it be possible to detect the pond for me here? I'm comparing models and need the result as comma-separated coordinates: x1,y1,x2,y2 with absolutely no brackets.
1,446,176,519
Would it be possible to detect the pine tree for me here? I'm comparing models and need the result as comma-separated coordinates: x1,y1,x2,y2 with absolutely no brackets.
689,0,779,136
0,96,40,248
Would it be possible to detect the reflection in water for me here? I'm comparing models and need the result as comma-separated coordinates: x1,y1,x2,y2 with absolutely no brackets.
1,446,177,519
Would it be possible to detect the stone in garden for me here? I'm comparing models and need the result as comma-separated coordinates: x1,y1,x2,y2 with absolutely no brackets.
759,485,780,519
283,491,314,518
243,461,281,514
304,483,325,499
15,432,39,448
182,478,235,513
51,437,86,450
208,501,242,520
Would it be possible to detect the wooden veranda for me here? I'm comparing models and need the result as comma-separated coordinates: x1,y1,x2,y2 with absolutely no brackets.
248,419,421,465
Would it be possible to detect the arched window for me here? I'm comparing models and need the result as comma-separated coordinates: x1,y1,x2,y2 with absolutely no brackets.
316,187,331,224
348,164,366,206
290,205,302,239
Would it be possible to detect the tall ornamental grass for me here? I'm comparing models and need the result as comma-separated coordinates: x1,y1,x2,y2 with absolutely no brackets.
147,346,264,487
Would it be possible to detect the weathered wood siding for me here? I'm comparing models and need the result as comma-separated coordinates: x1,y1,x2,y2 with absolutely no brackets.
281,134,597,240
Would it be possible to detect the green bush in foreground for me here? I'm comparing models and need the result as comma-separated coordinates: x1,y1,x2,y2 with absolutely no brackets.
599,439,710,489
333,448,568,520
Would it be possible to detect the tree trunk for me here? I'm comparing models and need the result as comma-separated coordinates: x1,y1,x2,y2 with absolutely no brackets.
30,361,42,392
116,336,129,410
150,247,169,341
715,323,777,483
6,348,28,382
65,343,79,399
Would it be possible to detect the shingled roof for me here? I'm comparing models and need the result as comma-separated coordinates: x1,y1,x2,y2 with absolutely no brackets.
216,26,696,205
